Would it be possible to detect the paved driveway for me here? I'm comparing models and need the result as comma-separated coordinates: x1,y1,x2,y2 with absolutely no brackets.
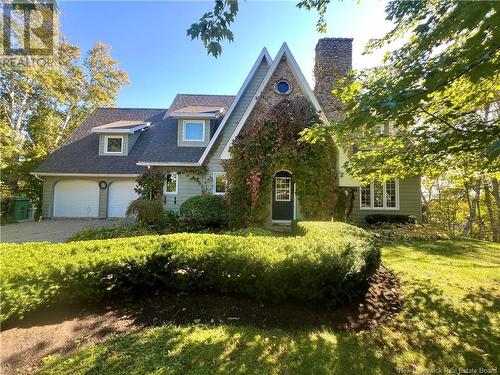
1,219,117,243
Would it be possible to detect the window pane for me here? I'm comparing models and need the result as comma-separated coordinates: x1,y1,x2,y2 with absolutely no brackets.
215,173,226,193
385,180,397,208
360,185,371,208
275,177,291,201
184,122,204,141
374,182,383,207
107,137,122,152
166,173,177,193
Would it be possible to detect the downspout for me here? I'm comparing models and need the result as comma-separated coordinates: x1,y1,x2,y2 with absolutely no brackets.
33,174,44,220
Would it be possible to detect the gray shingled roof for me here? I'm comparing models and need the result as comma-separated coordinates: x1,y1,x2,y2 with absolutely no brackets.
36,94,236,175
140,95,235,164
166,94,234,116
92,120,149,132
36,108,166,175
137,117,208,164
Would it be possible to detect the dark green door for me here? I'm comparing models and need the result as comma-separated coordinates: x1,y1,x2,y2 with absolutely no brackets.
272,171,294,221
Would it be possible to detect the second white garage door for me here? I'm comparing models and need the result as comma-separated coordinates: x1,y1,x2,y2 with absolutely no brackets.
108,180,139,218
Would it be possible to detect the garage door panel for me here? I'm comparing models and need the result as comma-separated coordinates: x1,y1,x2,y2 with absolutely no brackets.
54,180,99,218
108,181,139,218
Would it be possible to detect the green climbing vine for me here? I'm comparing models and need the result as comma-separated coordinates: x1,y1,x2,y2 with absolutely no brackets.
223,97,343,227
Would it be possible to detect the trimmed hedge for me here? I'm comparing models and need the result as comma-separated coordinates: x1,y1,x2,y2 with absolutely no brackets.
67,223,156,242
0,221,380,322
365,214,416,225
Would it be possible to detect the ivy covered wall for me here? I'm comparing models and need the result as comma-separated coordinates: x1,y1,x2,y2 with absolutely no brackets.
223,98,344,227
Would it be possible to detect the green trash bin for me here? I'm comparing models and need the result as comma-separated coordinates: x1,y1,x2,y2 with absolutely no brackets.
11,196,31,221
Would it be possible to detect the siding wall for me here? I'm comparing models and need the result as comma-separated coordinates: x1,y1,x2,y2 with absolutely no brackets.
351,177,422,225
164,173,203,212
207,57,308,224
42,176,138,219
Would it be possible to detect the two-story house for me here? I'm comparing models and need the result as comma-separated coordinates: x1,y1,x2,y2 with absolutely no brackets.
34,38,422,225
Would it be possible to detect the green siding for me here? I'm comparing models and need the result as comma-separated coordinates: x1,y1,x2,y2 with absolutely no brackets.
205,59,270,185
161,60,269,213
351,177,422,225
164,173,203,212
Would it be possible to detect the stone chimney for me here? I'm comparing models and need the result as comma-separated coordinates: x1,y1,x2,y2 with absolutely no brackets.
314,38,353,122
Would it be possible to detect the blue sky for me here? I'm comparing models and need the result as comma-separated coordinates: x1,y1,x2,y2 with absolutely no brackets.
59,1,391,108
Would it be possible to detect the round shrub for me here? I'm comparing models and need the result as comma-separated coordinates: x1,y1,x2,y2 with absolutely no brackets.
179,195,228,231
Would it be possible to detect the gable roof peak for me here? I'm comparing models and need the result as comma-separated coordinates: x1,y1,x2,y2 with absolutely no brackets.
220,42,326,159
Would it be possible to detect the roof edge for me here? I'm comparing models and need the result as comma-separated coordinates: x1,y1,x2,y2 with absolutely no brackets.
220,42,326,160
197,48,273,165
31,172,141,177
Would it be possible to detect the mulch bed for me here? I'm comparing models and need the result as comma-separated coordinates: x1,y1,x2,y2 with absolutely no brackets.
1,264,402,374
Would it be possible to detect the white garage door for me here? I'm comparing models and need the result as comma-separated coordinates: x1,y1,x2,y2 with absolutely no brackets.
108,180,139,218
54,180,99,218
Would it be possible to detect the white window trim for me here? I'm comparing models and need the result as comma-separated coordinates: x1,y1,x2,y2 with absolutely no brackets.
104,135,124,154
213,172,227,195
164,173,178,195
359,180,399,210
182,120,205,142
275,176,292,202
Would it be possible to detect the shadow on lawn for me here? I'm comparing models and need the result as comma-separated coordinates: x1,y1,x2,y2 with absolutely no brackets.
38,276,499,374
390,238,499,260
388,280,499,370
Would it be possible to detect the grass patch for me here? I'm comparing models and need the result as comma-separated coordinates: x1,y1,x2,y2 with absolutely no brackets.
37,239,500,374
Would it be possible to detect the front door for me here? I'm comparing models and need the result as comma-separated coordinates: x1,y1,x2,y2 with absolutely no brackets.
272,171,294,221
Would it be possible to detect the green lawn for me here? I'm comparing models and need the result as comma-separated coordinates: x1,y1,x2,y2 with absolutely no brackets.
40,239,500,374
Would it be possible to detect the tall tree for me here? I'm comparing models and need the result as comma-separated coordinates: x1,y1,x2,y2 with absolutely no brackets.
304,1,500,180
1,3,128,214
1,41,128,194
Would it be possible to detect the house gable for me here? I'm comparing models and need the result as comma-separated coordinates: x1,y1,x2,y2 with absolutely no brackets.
201,49,272,166
220,43,325,160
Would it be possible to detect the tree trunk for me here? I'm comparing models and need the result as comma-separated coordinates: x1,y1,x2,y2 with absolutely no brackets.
345,188,355,223
476,195,486,240
484,179,498,242
492,177,500,241
462,179,481,237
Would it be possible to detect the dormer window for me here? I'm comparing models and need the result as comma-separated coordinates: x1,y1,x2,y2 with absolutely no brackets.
183,120,205,142
104,135,123,154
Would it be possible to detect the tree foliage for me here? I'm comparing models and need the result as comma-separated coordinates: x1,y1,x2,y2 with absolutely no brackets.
187,0,239,57
189,0,334,57
134,168,165,200
324,0,500,181
0,6,129,214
